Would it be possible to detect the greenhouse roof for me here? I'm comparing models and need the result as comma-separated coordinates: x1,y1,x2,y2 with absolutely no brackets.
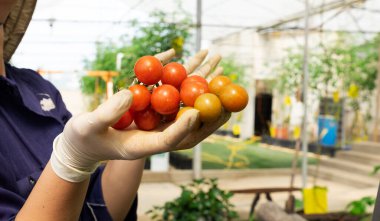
12,0,380,70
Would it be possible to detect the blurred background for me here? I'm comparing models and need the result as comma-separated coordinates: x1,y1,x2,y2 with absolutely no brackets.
9,0,380,220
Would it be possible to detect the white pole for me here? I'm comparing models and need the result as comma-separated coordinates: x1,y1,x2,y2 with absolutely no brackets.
193,0,202,179
116,53,124,71
301,0,310,189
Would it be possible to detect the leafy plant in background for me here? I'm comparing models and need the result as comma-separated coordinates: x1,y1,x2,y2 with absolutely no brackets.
81,9,191,110
274,33,379,141
346,196,375,217
371,165,380,176
146,178,238,221
219,57,247,86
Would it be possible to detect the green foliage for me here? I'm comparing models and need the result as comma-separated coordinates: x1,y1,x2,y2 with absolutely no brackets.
219,58,247,86
81,10,191,96
371,165,380,176
346,196,375,216
275,34,379,103
295,198,304,211
146,178,239,221
276,48,305,94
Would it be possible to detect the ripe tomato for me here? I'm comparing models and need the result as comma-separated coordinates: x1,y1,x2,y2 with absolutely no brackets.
162,107,180,122
180,81,209,107
219,84,249,112
112,111,133,130
134,56,163,85
180,75,208,88
151,84,180,115
208,75,232,96
194,93,222,122
134,107,161,131
176,107,201,129
161,62,187,88
129,84,151,111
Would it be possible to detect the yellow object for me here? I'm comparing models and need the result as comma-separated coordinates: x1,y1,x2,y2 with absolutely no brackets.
332,91,340,103
348,84,359,98
303,186,328,214
171,36,184,53
284,96,292,106
232,124,241,136
270,126,276,137
293,126,301,139
229,73,238,82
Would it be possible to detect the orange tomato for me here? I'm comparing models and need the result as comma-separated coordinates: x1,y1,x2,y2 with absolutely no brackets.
208,75,231,96
194,93,222,122
219,84,248,112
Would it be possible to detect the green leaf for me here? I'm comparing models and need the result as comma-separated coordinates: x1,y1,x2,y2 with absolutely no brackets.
371,165,380,176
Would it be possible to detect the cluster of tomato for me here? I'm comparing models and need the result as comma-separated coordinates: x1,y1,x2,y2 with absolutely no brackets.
112,55,248,131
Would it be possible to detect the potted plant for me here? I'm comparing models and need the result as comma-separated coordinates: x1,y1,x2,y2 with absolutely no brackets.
146,178,239,221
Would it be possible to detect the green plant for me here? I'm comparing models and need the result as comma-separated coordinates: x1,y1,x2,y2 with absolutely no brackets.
274,34,379,140
146,178,238,221
346,196,375,216
219,57,247,86
371,165,380,176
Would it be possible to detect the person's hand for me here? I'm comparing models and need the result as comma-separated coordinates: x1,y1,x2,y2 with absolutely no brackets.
51,49,230,182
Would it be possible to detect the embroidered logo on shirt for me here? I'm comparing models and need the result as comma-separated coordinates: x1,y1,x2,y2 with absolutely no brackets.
38,93,56,111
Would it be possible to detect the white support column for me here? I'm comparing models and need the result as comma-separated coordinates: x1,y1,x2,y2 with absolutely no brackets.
301,0,310,189
193,0,202,179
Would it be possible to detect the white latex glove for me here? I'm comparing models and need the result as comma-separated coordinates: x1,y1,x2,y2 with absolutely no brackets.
51,49,230,182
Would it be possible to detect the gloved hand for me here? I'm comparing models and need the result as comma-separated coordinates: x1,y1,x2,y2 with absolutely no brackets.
51,49,230,182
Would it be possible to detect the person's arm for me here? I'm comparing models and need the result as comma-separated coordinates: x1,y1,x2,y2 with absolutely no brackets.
16,162,90,221
102,159,145,220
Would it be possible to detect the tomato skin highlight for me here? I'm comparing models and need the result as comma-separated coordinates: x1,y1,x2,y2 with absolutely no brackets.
129,84,151,111
194,93,222,123
134,56,163,85
219,84,249,112
151,84,180,115
180,81,209,107
161,62,187,88
112,111,134,130
134,107,161,131
180,75,208,88
208,75,232,96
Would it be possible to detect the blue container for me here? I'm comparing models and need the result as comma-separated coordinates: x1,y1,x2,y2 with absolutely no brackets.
318,115,338,147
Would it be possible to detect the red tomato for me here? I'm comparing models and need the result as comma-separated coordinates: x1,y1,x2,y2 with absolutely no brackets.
129,84,151,111
151,84,180,115
194,93,222,122
162,107,180,123
134,107,161,131
134,56,163,85
112,111,133,130
161,62,187,88
180,75,208,88
219,84,249,112
180,81,209,107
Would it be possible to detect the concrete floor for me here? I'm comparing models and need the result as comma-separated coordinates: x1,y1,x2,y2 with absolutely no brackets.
137,175,379,220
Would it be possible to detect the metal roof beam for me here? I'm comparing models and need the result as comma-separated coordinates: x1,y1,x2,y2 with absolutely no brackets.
257,0,365,32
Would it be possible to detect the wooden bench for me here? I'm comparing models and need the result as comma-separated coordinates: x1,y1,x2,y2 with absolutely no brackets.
230,187,302,217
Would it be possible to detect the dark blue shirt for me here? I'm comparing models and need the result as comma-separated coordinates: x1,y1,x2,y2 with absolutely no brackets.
0,63,137,221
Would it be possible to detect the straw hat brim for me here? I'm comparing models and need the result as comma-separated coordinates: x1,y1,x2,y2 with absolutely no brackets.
3,0,37,62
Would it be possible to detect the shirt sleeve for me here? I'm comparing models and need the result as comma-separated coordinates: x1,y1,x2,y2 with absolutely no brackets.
80,166,138,221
